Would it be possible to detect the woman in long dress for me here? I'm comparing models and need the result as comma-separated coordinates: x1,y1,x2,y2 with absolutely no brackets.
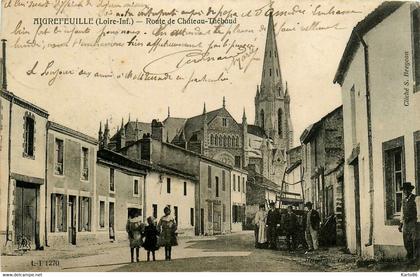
158,206,178,261
254,204,268,248
126,210,145,262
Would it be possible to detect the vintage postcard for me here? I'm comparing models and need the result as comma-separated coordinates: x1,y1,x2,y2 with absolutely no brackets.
0,0,419,274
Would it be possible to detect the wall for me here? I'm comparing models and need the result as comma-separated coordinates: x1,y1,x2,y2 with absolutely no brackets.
198,160,231,235
0,95,48,252
144,171,195,236
46,128,97,247
96,163,144,242
341,2,420,258
231,169,247,232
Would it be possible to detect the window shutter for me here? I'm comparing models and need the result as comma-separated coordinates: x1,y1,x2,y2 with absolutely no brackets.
23,119,28,154
88,198,92,231
51,194,56,232
384,151,394,219
62,195,67,231
78,197,82,232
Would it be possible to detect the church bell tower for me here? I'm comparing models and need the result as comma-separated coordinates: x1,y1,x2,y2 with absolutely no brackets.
254,12,293,151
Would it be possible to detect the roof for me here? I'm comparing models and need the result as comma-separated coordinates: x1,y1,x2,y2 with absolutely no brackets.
97,148,150,174
300,105,342,144
97,148,198,181
163,117,187,142
182,108,222,142
333,1,406,85
247,124,267,138
247,169,281,193
1,90,49,118
285,160,302,174
110,121,151,142
48,121,98,145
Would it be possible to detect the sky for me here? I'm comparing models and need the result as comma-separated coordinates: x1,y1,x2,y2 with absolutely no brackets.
2,0,386,146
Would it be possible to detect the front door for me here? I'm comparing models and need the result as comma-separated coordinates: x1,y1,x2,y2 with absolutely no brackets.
109,202,115,239
213,204,222,234
68,196,77,245
15,182,38,250
200,208,204,235
352,159,362,255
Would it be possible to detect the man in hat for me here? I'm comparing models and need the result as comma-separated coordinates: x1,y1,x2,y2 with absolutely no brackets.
266,201,280,249
398,182,417,264
303,201,320,254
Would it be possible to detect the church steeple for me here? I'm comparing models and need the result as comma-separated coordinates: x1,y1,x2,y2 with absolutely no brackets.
254,10,293,149
260,11,283,97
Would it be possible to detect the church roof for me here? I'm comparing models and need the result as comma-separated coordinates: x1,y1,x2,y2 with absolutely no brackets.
110,121,151,143
163,117,187,142
177,107,238,143
247,124,267,138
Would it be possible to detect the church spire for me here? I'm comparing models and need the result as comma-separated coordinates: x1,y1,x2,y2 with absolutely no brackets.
203,102,206,114
260,11,283,96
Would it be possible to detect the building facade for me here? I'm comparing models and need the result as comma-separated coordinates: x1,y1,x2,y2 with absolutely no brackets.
300,106,345,245
0,88,49,253
46,122,98,247
334,1,420,258
231,168,247,232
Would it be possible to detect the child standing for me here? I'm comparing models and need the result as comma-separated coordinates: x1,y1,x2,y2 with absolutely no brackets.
143,216,160,261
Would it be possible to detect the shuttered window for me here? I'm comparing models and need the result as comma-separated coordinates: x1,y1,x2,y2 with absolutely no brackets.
383,137,405,225
50,194,67,232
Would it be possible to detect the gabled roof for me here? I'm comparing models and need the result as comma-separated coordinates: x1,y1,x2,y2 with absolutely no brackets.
163,117,187,142
333,1,406,85
181,107,239,142
300,105,342,144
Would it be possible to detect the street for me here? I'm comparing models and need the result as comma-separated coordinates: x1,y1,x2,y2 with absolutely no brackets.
0,231,417,272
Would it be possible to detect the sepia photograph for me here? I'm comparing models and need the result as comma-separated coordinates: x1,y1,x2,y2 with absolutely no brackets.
0,0,419,274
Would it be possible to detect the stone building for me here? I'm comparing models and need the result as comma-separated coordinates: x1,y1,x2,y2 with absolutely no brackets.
46,121,98,247
97,142,198,237
0,40,49,253
334,1,420,258
300,106,345,245
111,127,247,235
283,146,304,210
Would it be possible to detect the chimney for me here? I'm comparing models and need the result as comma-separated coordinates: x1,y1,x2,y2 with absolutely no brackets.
151,119,164,141
2,39,7,90
140,133,152,161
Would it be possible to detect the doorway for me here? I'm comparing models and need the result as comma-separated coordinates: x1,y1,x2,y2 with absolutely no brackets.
109,202,115,239
68,196,77,245
200,208,204,235
213,204,222,234
352,159,362,255
15,182,39,250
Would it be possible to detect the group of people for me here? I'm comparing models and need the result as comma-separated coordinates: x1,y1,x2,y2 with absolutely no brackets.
254,201,320,254
125,206,178,263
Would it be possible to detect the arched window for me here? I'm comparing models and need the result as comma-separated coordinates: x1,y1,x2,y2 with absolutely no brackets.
210,134,214,145
228,136,231,147
236,137,239,147
218,135,222,146
223,136,227,147
260,109,265,130
278,109,283,137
